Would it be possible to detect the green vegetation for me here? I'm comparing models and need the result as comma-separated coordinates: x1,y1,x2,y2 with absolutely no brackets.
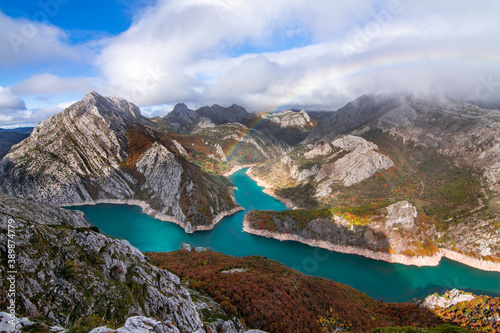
60,259,78,279
149,250,445,333
67,314,107,333
247,202,391,231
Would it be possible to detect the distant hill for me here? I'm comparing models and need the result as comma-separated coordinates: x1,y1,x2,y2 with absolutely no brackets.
0,127,33,158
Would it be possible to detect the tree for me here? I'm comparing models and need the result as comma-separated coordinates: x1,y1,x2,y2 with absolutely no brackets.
318,309,352,333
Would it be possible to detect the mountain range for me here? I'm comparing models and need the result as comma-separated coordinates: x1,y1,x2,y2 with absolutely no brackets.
1,91,499,332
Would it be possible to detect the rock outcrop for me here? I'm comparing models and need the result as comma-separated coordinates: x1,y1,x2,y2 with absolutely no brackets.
314,135,394,197
0,193,250,332
416,289,476,309
267,110,313,128
0,193,204,331
0,92,239,229
385,200,417,230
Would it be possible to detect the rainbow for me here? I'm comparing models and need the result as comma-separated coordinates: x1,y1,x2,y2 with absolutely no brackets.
224,51,500,160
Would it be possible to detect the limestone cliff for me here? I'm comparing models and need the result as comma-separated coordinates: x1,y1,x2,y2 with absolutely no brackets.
0,192,204,331
266,110,313,128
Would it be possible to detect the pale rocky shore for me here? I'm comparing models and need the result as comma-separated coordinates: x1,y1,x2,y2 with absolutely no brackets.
246,167,302,210
242,217,500,272
223,164,257,176
62,199,243,233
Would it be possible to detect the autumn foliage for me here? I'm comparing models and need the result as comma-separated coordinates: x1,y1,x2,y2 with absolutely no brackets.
149,250,446,333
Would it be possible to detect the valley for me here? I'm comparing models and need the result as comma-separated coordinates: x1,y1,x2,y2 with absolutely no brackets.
1,92,500,332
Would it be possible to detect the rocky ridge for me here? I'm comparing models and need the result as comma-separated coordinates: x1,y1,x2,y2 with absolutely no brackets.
0,92,239,229
253,134,394,199
307,93,500,191
0,193,256,332
164,103,250,133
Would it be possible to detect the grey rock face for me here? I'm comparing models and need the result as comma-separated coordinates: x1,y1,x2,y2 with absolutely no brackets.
0,194,205,332
196,104,250,125
165,103,250,133
90,316,184,333
164,103,204,133
384,201,417,230
306,94,404,142
136,142,185,221
267,110,312,128
0,92,138,204
314,135,394,196
416,289,475,309
91,315,250,333
307,93,500,190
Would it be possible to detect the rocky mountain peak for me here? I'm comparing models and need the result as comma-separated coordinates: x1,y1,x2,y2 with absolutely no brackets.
82,91,142,122
305,93,405,142
171,102,191,114
196,104,250,125
164,103,202,132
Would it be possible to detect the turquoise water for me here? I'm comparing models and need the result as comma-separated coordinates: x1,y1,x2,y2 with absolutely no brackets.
69,168,500,303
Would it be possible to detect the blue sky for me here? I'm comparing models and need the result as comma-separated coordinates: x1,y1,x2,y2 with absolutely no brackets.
1,0,500,127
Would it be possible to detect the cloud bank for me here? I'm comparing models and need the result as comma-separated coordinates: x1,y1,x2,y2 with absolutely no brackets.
1,0,500,126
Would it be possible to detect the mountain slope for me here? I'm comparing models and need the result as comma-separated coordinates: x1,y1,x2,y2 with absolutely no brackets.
149,249,446,333
249,93,500,265
163,103,250,133
0,193,204,331
0,193,252,332
306,94,500,191
0,92,239,230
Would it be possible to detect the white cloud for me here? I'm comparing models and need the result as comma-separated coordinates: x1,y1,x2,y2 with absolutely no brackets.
0,87,26,111
0,101,74,128
0,11,84,68
11,73,103,95
92,0,500,112
3,0,500,127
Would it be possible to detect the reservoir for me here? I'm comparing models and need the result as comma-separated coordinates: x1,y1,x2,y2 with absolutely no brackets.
69,168,500,303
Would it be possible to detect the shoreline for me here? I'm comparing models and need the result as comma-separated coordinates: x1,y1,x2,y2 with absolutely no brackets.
223,164,258,177
242,217,500,272
63,198,244,233
246,167,302,210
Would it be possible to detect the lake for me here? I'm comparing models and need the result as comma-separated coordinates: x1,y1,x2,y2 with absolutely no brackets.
69,168,500,303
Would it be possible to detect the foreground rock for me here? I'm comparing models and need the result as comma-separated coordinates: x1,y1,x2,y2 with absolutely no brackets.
416,289,476,309
0,193,247,332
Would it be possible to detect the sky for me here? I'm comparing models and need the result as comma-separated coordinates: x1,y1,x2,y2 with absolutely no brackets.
0,0,499,127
